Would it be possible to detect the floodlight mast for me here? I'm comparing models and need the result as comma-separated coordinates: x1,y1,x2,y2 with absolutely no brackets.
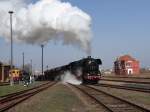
8,11,14,86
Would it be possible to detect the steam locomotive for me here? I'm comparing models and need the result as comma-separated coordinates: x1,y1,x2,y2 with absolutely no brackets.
44,56,102,84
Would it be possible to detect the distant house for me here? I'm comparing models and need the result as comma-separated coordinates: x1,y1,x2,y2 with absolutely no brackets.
103,69,113,75
114,55,140,75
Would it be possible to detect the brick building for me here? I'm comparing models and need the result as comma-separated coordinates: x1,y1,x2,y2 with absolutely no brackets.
0,62,11,82
114,55,140,75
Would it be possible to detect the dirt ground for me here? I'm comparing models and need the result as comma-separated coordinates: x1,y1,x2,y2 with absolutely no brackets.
102,73,150,78
90,84,150,110
7,83,106,112
5,81,150,112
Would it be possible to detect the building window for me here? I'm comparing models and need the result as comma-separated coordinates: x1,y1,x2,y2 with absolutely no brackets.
126,63,131,67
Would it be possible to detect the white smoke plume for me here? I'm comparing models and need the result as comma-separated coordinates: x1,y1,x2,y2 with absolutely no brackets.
61,71,81,85
0,0,92,53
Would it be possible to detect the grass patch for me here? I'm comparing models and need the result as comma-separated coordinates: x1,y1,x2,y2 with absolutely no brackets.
10,84,86,112
95,86,150,107
0,81,44,97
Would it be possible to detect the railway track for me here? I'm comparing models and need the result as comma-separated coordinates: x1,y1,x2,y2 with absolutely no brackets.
101,78,150,84
103,76,150,80
70,84,150,112
0,82,9,86
0,81,57,112
0,82,50,98
95,83,150,93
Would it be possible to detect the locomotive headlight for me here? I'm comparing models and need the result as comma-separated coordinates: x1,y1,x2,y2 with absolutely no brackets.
87,73,90,76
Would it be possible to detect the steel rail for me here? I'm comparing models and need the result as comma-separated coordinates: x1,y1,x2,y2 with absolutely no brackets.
0,83,9,86
95,83,150,93
69,83,114,112
87,85,150,112
103,76,150,80
101,78,150,84
69,83,150,112
0,82,57,112
0,82,51,103
0,82,49,99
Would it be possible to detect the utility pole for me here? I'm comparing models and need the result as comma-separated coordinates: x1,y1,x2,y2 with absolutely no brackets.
41,45,44,76
30,59,32,75
46,65,48,70
30,59,33,84
22,52,24,71
9,11,14,86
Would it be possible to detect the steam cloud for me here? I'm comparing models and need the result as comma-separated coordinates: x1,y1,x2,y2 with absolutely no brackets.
61,71,81,85
0,0,92,53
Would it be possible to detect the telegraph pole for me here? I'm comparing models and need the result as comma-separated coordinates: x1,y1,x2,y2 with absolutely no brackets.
30,59,32,75
22,52,24,71
41,45,44,76
30,59,33,83
9,11,14,86
46,65,48,70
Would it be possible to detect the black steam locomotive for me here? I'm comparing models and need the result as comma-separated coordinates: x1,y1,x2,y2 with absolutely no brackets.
44,56,102,84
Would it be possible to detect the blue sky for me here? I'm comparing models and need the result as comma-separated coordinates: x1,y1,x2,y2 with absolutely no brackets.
0,0,150,70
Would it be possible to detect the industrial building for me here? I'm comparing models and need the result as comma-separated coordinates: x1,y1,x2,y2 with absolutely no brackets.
114,55,140,75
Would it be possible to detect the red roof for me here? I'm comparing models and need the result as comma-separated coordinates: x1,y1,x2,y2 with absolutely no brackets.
118,55,138,62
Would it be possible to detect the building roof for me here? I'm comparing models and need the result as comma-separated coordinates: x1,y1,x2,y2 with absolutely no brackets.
117,55,138,62
0,61,11,67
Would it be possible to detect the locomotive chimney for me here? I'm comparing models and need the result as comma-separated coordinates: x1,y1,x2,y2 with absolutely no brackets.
88,56,91,58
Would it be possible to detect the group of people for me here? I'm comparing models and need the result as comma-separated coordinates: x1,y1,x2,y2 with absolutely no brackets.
22,71,34,87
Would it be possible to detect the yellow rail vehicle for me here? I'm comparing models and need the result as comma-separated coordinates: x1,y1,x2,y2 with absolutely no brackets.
9,69,22,82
